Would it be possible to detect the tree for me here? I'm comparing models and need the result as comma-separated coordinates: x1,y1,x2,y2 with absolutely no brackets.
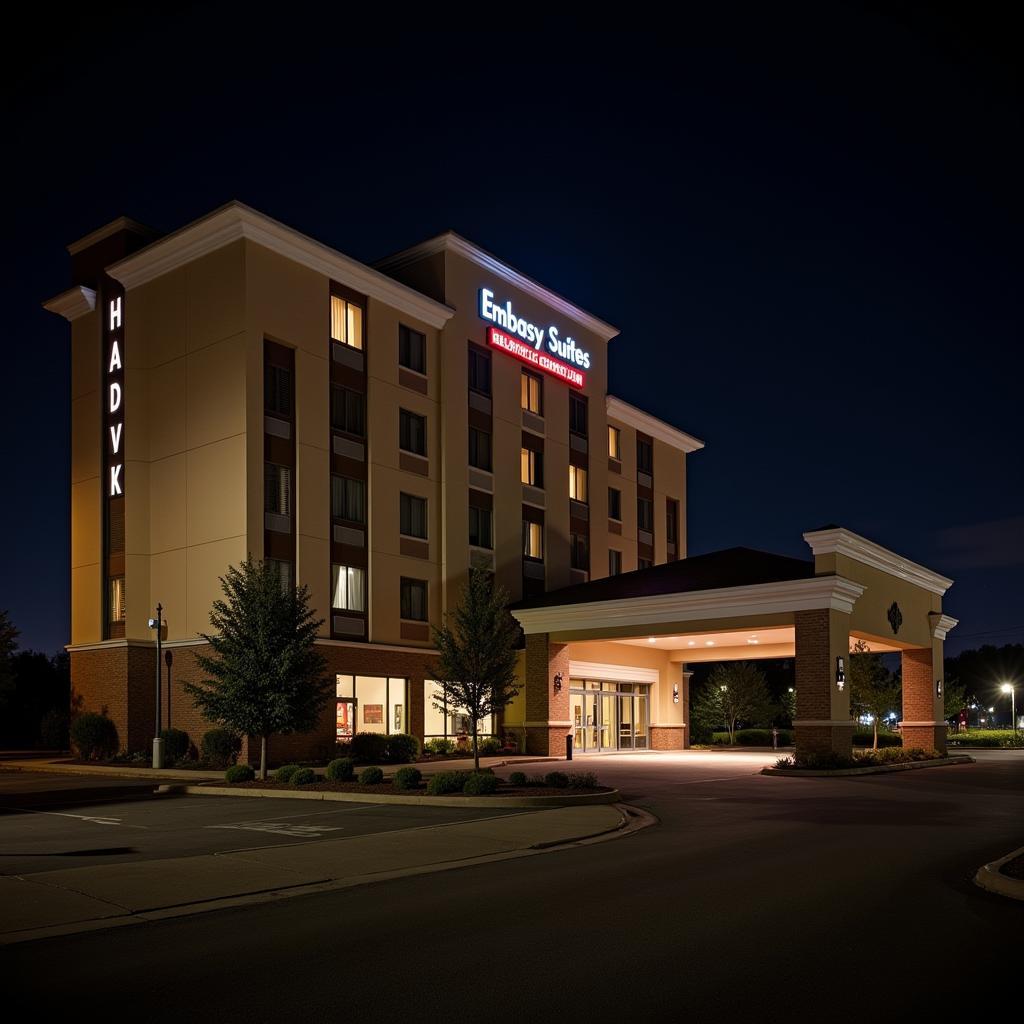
429,569,521,770
848,640,900,749
0,609,19,731
942,676,967,728
184,558,331,779
691,662,772,744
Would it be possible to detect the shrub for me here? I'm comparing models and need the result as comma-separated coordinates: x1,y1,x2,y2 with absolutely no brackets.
463,772,499,795
527,775,547,787
544,771,570,788
426,770,472,795
275,763,302,784
424,738,455,756
793,751,856,770
160,728,190,762
292,768,317,786
385,733,420,764
40,708,70,750
477,736,502,756
70,712,119,760
947,729,1020,748
393,766,423,791
202,729,242,768
711,728,794,746
325,757,355,781
852,730,902,748
509,771,528,786
358,766,384,785
774,756,795,768
225,764,254,783
350,732,388,764
567,771,598,789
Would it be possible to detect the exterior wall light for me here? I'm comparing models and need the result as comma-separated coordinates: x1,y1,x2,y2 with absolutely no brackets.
936,679,943,697
672,684,679,704
553,672,563,694
836,656,846,691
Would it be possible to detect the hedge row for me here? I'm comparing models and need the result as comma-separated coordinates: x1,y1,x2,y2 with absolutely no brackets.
710,728,793,746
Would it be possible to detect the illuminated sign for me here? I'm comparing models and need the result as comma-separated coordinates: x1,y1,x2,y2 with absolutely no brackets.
479,287,590,388
106,294,124,496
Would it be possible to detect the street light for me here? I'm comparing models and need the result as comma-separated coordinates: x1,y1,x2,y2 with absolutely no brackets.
1000,682,1016,740
148,603,164,768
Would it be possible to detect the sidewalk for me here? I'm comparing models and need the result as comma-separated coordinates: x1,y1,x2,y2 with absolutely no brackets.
0,803,639,945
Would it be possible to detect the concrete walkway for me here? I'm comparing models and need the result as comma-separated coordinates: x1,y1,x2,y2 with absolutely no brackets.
1,802,633,945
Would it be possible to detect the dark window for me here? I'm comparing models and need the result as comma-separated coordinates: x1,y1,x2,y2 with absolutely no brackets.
638,497,654,532
400,578,428,621
608,487,622,521
331,386,365,436
608,550,622,576
571,532,589,571
399,409,427,456
265,365,291,417
267,559,293,593
331,475,365,523
637,438,653,474
399,324,426,374
638,557,652,570
468,346,491,395
469,505,493,549
265,463,291,516
469,427,492,471
666,499,679,544
569,393,588,436
400,493,427,539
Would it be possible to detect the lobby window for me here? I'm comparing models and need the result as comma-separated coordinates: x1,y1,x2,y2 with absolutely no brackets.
399,409,427,456
521,447,543,487
469,427,492,471
331,475,365,524
330,295,363,350
109,576,126,622
569,393,588,437
666,499,679,545
264,463,291,517
265,364,291,418
570,531,589,571
331,564,366,613
400,493,427,539
608,487,622,521
637,438,653,475
523,521,544,561
638,497,654,532
608,549,622,576
608,425,621,460
424,681,494,739
266,558,293,593
331,386,365,437
568,464,588,503
337,675,408,737
468,346,491,395
521,370,542,414
399,324,426,375
469,504,493,549
400,578,428,621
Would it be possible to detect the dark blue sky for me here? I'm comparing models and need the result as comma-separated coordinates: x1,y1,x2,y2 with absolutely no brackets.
3,7,1020,656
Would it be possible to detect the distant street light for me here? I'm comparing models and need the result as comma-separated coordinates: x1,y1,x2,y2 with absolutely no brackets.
1001,682,1016,741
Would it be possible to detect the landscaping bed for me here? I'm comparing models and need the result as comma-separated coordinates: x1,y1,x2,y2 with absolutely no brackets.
1000,852,1024,880
764,748,973,777
946,729,1023,749
201,778,611,798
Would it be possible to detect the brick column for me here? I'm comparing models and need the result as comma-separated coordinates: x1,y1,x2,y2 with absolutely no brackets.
900,647,946,753
524,633,571,756
793,608,853,757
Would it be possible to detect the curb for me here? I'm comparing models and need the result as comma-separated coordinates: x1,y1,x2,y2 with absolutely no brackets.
158,784,621,808
974,845,1024,901
761,755,974,777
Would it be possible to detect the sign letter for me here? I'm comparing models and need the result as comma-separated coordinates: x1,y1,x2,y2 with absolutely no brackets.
109,296,122,330
109,340,122,373
110,464,123,496
109,381,121,414
110,422,122,454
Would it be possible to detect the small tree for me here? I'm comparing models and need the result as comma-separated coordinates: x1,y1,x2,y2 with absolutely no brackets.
0,609,19,729
849,639,901,749
184,558,331,779
692,662,772,744
429,569,521,770
942,675,967,729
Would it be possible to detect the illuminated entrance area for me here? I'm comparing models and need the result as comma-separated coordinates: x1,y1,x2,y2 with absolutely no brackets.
570,680,650,752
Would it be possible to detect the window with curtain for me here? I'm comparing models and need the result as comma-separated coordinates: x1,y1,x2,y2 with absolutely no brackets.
264,364,291,418
523,521,543,560
331,564,366,612
264,463,291,516
608,549,622,576
608,425,621,460
469,427,492,471
400,493,427,539
521,447,543,487
331,475,365,523
569,393,588,436
266,559,293,593
109,576,126,621
468,346,491,395
398,324,426,374
638,497,654,531
469,504,493,549
331,386,365,436
521,371,542,414
637,438,653,474
568,464,588,502
331,295,364,350
399,409,427,456
400,578,428,621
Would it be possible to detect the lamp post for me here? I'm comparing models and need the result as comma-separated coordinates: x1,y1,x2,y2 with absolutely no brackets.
1001,682,1016,741
148,603,163,768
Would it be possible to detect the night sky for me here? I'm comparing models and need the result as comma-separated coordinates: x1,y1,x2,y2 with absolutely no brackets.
3,7,1019,656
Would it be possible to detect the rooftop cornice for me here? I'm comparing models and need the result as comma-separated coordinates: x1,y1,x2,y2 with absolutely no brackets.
803,528,953,597
606,395,704,454
375,231,620,342
67,216,158,255
929,612,959,640
42,285,97,322
106,203,456,330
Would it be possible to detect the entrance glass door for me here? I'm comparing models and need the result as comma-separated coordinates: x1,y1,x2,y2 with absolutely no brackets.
570,680,651,752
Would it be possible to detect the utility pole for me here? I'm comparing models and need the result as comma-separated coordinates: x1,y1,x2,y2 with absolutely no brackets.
149,603,163,768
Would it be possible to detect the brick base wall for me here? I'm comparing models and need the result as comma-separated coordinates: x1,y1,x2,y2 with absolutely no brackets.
650,726,685,750
526,725,570,757
795,723,855,757
901,725,946,754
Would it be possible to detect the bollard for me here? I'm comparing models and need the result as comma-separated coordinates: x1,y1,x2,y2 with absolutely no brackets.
566,733,573,761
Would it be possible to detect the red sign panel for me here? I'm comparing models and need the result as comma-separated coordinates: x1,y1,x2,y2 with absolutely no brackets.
487,326,586,389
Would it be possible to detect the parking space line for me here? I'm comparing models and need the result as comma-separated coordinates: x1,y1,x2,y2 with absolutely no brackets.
0,806,149,829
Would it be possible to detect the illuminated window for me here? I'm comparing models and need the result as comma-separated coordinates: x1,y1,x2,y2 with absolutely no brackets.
521,448,543,487
400,578,428,621
399,325,426,374
521,371,542,414
331,564,366,612
109,576,126,622
608,425,621,460
331,475,365,523
399,409,427,456
523,521,543,560
264,463,291,517
331,295,364,350
608,487,622,521
568,464,588,503
400,493,427,539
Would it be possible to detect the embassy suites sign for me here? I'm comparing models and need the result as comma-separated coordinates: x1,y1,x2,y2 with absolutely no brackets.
479,288,591,389
106,293,125,497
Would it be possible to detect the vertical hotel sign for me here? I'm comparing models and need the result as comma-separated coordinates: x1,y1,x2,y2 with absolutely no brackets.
106,290,125,498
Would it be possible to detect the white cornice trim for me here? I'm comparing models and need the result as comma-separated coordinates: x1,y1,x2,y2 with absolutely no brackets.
606,395,705,454
376,231,620,342
803,528,953,596
67,216,156,255
929,613,959,640
569,661,660,684
512,575,865,636
106,203,456,330
43,285,97,322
